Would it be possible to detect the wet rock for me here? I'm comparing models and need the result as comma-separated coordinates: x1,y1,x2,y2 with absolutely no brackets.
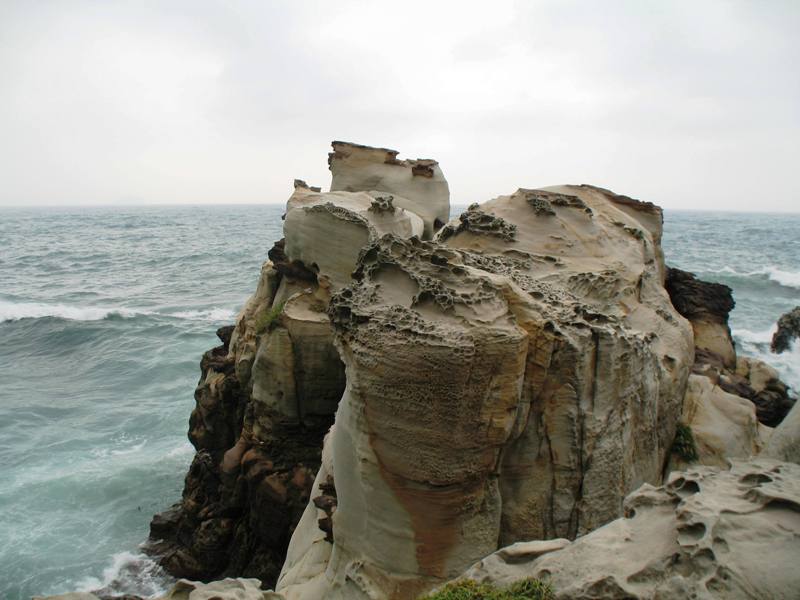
771,305,800,354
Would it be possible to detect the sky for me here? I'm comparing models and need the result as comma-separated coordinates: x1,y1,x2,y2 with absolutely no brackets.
1,1,798,211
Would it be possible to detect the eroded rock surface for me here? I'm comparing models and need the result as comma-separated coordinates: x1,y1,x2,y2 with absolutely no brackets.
328,141,450,238
147,143,443,588
277,184,694,599
457,459,800,599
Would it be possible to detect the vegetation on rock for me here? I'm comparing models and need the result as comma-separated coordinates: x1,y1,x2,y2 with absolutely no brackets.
255,301,285,334
672,422,699,462
420,578,554,600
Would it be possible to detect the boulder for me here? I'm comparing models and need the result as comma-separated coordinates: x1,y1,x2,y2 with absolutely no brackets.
668,374,768,470
765,400,800,463
457,459,800,599
771,306,800,354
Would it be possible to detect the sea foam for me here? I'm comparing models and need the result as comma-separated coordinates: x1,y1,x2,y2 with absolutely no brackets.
0,300,143,322
74,551,171,599
0,300,237,323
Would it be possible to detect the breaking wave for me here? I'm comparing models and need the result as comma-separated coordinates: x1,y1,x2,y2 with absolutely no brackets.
74,551,172,599
733,326,800,392
0,300,236,323
717,266,800,290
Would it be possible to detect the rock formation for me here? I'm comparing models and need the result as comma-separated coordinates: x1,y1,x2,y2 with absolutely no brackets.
328,141,450,239
765,400,800,464
771,305,800,354
141,142,796,600
664,267,796,436
277,183,694,599
665,267,736,368
456,459,800,599
146,144,448,587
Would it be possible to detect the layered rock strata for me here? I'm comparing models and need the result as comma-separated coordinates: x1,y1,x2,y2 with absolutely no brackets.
277,184,694,598
456,459,800,599
147,144,448,587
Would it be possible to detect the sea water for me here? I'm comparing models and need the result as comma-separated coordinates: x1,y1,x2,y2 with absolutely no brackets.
0,205,797,599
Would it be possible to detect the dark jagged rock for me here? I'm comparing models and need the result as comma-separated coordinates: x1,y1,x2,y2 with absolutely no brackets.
772,306,800,354
665,267,735,322
267,239,318,282
665,266,736,367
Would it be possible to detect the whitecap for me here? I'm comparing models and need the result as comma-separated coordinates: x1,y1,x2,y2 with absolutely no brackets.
74,551,171,599
732,326,776,345
166,442,194,458
763,266,800,290
733,326,800,392
0,300,238,323
708,266,800,290
0,300,147,323
168,307,237,322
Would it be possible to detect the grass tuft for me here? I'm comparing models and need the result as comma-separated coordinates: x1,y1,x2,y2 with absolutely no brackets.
419,577,554,600
672,422,699,462
255,301,285,334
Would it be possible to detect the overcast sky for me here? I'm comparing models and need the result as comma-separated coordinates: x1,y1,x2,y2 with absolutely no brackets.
1,1,798,211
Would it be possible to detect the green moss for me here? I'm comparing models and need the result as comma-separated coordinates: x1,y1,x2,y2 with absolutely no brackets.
255,301,285,334
419,578,554,600
672,422,699,462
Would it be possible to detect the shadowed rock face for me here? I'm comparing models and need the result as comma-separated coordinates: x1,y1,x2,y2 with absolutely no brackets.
277,185,694,599
772,305,800,354
457,459,800,599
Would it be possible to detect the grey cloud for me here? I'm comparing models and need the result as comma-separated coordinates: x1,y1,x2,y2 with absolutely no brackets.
0,0,798,211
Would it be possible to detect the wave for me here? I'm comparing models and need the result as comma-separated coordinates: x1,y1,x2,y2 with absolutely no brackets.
74,551,172,599
0,300,145,322
715,266,800,290
0,301,237,324
732,326,800,392
168,308,237,321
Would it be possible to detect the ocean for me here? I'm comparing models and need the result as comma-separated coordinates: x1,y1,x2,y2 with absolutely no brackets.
0,205,797,599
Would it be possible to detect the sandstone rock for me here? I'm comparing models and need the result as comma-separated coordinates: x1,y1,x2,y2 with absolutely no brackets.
149,144,438,587
277,184,693,599
665,266,736,368
284,185,424,290
328,141,449,238
33,594,102,600
765,400,800,463
457,459,800,599
771,305,800,354
157,578,283,600
670,374,767,470
730,356,796,427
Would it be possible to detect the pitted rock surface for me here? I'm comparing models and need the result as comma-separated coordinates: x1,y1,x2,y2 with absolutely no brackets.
457,460,800,599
